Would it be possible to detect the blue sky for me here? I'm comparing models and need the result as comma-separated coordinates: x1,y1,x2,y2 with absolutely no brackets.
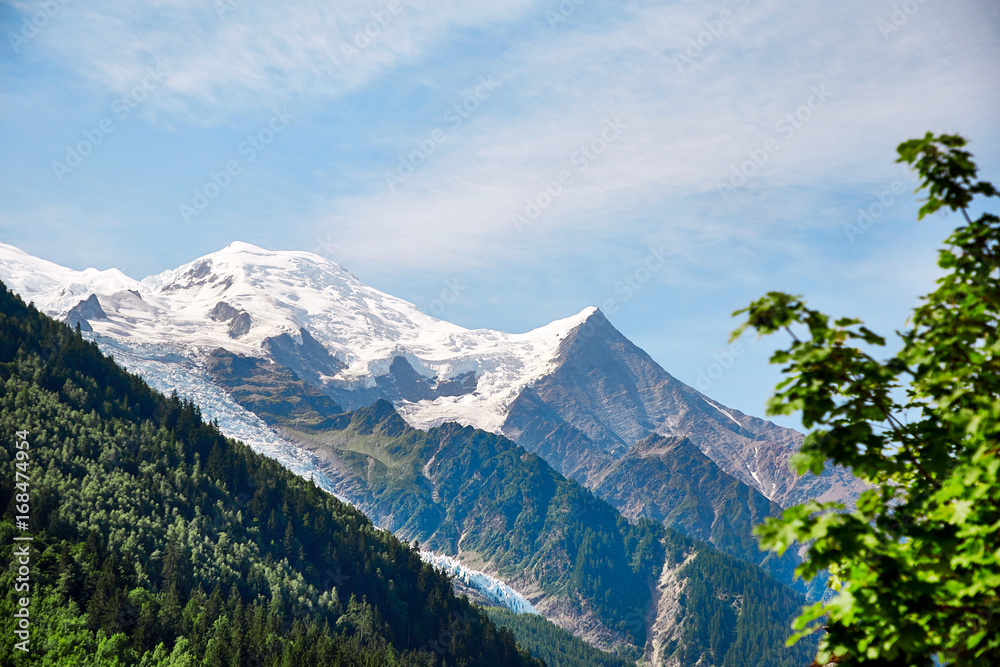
1,0,998,429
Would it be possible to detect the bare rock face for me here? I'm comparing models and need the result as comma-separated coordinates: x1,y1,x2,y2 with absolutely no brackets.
209,300,242,322
647,549,699,667
65,293,107,331
590,434,802,590
503,309,866,510
209,301,254,339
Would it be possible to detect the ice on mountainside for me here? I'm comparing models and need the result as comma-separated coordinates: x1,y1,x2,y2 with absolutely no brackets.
421,552,538,615
96,335,353,506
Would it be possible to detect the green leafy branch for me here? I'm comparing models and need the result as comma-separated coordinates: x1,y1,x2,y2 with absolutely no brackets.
733,134,1000,666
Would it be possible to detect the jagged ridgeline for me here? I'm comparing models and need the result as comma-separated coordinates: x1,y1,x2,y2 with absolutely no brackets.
220,350,818,664
0,282,541,665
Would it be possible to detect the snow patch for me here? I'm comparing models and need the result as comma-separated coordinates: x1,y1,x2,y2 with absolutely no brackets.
706,398,742,427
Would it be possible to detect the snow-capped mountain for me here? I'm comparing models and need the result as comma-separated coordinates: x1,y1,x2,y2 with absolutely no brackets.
0,241,864,512
1,241,588,432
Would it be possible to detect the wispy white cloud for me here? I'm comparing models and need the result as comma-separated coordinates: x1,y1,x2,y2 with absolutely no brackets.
298,0,998,280
12,0,543,124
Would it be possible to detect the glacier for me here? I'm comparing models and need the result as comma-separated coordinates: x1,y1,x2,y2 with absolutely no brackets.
420,552,538,615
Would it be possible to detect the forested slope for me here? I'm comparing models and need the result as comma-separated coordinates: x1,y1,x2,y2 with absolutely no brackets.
484,608,637,667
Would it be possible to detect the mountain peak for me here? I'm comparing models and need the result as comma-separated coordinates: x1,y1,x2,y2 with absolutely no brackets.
534,306,600,336
214,241,345,268
199,240,332,267
214,241,332,267
222,240,267,253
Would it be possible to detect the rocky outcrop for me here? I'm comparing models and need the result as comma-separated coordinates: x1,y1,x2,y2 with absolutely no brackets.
590,434,802,591
209,300,254,338
65,293,107,331
503,309,866,510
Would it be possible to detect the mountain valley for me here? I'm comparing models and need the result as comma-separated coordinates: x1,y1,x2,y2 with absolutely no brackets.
0,241,862,664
